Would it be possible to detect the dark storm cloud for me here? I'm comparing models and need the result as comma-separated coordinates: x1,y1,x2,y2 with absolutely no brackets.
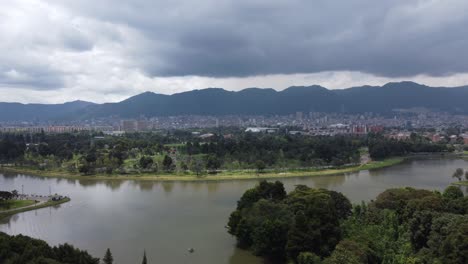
50,0,468,78
0,66,65,90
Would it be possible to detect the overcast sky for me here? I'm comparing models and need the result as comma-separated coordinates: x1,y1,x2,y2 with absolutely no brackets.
2,0,468,103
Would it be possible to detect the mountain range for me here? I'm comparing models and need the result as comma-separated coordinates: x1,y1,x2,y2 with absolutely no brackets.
1,81,468,122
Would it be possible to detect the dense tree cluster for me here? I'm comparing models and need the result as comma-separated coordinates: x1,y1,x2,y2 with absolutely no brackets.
227,181,351,262
0,191,14,200
344,186,468,264
0,232,99,264
228,182,468,264
189,134,363,168
368,133,448,160
0,233,152,264
0,135,25,162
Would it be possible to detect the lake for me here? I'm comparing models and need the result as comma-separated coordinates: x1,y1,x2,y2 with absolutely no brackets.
1,157,467,264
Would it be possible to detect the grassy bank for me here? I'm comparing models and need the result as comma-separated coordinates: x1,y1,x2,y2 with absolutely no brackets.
0,200,36,211
452,181,468,186
1,157,405,182
0,198,70,220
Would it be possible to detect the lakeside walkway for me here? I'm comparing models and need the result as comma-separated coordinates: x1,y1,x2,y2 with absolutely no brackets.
0,195,70,220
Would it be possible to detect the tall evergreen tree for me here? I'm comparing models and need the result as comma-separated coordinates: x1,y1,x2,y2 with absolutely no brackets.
142,250,148,264
103,248,113,264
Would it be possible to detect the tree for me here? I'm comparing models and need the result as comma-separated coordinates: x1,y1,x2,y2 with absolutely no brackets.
255,160,266,173
443,186,464,200
141,250,147,264
0,191,13,200
465,171,468,181
78,162,92,175
0,138,25,161
206,155,221,172
103,248,113,264
162,155,174,172
251,219,289,259
286,187,342,257
327,190,352,220
409,211,435,251
191,157,204,177
453,168,464,181
235,218,253,248
139,156,154,169
235,181,286,210
324,240,368,264
297,252,321,264
11,190,19,197
286,211,315,260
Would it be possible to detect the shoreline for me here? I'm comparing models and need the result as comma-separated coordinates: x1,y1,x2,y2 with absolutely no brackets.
0,157,405,182
0,198,71,220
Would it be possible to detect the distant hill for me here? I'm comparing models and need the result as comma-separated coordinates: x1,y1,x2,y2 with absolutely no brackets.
0,100,95,122
1,81,468,121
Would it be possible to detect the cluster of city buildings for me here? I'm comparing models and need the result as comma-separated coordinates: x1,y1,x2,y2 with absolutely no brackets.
1,112,468,135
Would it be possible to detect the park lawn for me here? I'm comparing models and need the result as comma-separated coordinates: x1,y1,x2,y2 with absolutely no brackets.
0,200,37,211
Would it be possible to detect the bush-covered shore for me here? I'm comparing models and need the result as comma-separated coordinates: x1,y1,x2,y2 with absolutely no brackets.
227,181,468,264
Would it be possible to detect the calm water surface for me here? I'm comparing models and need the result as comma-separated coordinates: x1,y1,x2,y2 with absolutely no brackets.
1,157,467,264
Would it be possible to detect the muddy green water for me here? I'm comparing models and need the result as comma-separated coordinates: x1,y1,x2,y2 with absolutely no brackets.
1,157,467,263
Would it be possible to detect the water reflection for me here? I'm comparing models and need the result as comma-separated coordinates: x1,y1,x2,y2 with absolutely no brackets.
131,180,154,191
161,181,175,193
207,182,220,193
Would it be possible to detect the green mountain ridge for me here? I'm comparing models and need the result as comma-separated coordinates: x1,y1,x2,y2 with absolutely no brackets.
1,81,468,121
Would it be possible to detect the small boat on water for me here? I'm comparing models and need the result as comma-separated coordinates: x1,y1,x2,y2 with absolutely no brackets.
188,248,194,253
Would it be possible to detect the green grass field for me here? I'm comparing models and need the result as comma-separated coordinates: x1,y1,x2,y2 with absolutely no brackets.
0,200,37,211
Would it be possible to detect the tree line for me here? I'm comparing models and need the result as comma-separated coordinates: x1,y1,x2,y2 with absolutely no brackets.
0,232,149,264
227,181,467,263
367,132,449,160
0,131,450,176
0,132,364,175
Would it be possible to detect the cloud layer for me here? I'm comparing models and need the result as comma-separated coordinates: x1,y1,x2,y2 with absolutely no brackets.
1,0,468,103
